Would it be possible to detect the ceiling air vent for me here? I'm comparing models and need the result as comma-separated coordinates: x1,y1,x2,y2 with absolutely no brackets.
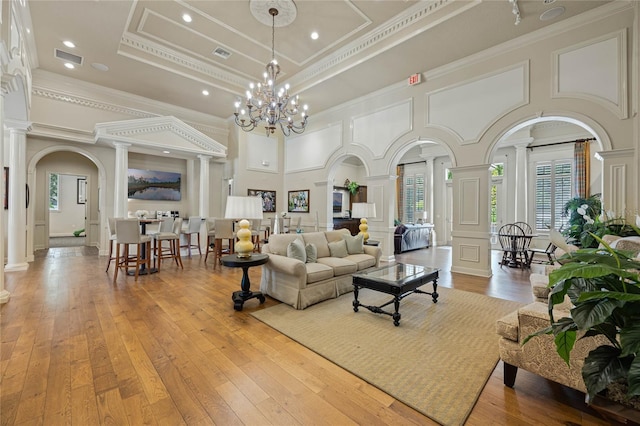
55,48,83,65
212,47,231,60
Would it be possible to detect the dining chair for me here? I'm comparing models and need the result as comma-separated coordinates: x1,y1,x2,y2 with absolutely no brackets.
498,223,529,269
528,242,557,266
105,216,119,272
204,218,216,262
207,218,235,268
154,217,183,271
180,216,202,257
513,221,534,256
113,219,152,281
250,219,262,252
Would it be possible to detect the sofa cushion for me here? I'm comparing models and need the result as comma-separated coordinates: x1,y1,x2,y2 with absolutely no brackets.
342,233,364,254
317,257,358,276
268,233,302,256
305,262,334,284
303,232,330,258
325,229,351,243
328,240,348,258
610,236,640,255
345,253,376,271
305,243,317,263
287,237,306,262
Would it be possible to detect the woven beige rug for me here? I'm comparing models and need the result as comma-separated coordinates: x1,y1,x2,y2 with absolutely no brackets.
252,286,523,425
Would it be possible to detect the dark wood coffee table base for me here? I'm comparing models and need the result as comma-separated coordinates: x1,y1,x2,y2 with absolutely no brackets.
352,265,439,326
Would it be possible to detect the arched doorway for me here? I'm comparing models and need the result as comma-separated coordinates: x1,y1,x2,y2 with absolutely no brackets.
27,146,107,257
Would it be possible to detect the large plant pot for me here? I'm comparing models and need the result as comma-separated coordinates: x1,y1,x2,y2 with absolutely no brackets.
590,394,640,425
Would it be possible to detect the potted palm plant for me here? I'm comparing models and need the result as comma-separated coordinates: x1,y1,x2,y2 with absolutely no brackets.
527,231,640,419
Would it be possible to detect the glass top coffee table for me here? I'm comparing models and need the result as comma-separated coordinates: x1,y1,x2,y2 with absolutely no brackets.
352,263,439,326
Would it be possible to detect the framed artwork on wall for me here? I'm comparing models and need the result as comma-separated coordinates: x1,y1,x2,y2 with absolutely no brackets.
247,189,276,213
127,168,181,201
288,189,309,213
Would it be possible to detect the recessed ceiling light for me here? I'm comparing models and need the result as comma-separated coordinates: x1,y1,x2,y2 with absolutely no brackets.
310,32,319,40
540,6,565,21
182,13,192,23
163,150,170,154
63,40,75,48
202,90,209,96
26,28,31,34
91,62,109,71
64,63,75,69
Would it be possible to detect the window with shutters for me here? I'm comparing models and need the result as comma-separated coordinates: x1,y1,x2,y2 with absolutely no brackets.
403,174,425,223
534,161,572,231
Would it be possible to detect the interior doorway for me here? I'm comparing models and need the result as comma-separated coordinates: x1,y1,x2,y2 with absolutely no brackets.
48,173,88,248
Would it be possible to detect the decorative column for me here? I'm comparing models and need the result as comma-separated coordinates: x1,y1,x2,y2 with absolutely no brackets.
449,164,492,278
514,141,531,223
0,94,8,302
186,159,197,216
198,155,211,218
5,120,31,271
423,156,435,223
113,142,130,218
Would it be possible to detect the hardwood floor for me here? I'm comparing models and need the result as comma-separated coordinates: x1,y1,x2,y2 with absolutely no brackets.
1,245,609,425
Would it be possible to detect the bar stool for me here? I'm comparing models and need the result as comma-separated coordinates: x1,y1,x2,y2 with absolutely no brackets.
154,217,183,271
204,218,216,262
208,218,235,269
180,216,202,257
113,219,152,281
105,217,118,272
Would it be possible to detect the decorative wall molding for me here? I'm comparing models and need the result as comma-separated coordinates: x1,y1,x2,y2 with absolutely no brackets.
285,122,342,173
608,164,626,215
426,62,529,144
553,29,628,119
459,178,480,225
352,99,413,158
459,244,480,262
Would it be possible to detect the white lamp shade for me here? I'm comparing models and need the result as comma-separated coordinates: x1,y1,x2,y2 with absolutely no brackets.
224,196,264,220
351,202,376,219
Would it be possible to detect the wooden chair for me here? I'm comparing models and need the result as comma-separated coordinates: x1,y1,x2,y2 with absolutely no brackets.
528,242,557,266
498,224,529,269
113,219,152,281
154,218,183,271
180,216,202,257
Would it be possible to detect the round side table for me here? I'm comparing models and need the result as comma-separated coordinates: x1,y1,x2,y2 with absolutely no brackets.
221,253,269,311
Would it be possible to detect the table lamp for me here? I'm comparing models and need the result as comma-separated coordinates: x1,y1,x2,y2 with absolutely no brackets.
351,202,376,242
224,196,264,258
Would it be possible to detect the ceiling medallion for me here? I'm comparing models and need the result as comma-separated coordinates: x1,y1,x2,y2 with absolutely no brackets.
234,2,309,137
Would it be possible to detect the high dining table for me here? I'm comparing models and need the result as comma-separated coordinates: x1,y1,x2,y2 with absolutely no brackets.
127,217,161,276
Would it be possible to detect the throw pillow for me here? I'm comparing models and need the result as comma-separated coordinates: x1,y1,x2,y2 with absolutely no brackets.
305,243,317,263
328,239,348,258
342,233,364,254
287,238,306,263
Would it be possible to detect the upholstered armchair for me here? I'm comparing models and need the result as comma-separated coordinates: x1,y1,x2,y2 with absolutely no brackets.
496,302,608,393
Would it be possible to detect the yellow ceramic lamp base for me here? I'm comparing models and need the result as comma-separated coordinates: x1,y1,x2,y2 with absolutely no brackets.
234,219,254,258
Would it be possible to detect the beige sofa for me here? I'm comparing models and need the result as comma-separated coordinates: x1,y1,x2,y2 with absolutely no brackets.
260,229,382,309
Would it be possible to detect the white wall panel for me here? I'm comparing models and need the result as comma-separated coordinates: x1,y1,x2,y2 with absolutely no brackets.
246,133,278,173
460,244,480,262
426,64,527,143
459,178,480,225
352,100,412,158
555,30,627,118
285,123,342,173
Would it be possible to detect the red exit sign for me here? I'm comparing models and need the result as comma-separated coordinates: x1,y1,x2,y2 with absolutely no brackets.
408,73,421,86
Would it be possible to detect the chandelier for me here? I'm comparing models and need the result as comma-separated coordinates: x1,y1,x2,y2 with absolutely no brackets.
233,7,309,137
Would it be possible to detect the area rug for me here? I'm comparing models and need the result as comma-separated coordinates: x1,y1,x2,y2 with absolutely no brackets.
251,287,523,425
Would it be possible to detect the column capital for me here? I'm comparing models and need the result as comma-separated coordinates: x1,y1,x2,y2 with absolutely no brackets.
4,119,32,132
197,154,212,161
512,138,533,150
113,142,131,149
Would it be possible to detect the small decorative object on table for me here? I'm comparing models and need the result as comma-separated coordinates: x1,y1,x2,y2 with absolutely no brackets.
135,209,149,219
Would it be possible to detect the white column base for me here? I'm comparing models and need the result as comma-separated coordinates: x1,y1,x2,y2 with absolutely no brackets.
0,289,10,304
5,262,29,272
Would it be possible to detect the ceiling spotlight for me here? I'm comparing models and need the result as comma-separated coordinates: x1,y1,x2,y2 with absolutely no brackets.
64,63,75,69
182,13,192,23
311,31,319,40
202,89,209,96
163,150,170,154
63,40,75,48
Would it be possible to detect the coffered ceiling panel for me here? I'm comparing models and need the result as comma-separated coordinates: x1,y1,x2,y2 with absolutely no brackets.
28,0,612,120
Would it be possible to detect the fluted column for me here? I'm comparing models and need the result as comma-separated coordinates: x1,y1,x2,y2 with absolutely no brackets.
424,157,435,223
198,155,211,218
113,142,130,218
5,119,31,271
186,159,197,216
514,141,531,223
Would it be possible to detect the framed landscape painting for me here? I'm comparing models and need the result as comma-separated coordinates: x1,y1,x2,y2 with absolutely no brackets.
128,168,181,201
288,189,309,213
248,189,276,213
